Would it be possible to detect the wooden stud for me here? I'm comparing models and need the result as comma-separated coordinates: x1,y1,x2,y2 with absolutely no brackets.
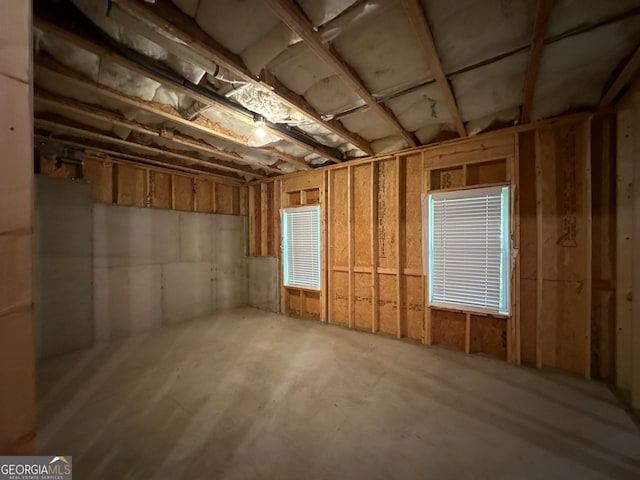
261,183,269,256
327,171,334,323
348,165,355,329
534,130,544,369
111,163,119,204
465,313,471,354
616,109,633,390
396,156,405,339
584,118,593,380
521,0,555,123
371,162,379,333
513,134,522,365
423,152,432,345
321,172,328,322
212,181,217,214
280,180,286,314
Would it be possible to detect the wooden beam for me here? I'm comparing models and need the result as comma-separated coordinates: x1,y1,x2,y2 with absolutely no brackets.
265,0,417,147
400,0,466,137
34,117,264,179
35,55,248,144
36,56,311,172
520,0,555,123
33,13,342,164
34,133,244,184
112,0,372,155
37,88,278,175
600,44,640,107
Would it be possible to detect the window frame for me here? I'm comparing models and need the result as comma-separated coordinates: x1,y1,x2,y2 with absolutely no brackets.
426,185,511,316
282,204,321,291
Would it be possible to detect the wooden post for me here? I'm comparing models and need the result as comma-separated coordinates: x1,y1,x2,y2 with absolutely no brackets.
248,185,257,256
371,162,379,333
280,180,286,315
112,163,119,204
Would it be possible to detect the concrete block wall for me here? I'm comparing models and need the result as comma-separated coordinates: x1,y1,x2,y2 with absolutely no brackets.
34,176,94,359
93,204,248,342
247,256,280,312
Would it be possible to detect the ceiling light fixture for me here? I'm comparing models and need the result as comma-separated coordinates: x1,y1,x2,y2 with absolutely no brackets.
254,114,266,128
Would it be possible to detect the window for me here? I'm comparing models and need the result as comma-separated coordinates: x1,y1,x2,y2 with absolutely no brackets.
427,185,510,315
282,205,321,290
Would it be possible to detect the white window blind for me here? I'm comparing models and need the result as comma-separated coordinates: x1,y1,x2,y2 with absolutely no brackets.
282,205,321,290
427,186,510,315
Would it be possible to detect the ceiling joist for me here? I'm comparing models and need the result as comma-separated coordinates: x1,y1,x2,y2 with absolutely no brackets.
34,116,268,180
521,0,555,124
265,0,418,148
111,0,371,156
33,6,342,164
34,133,245,183
35,87,284,175
34,56,310,172
401,0,466,137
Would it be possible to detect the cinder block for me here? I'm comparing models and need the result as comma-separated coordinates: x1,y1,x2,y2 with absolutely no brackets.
248,257,279,312
94,265,163,341
179,212,212,263
162,262,213,324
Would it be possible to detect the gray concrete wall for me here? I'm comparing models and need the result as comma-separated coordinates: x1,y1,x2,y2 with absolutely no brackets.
247,256,279,312
93,204,248,341
34,176,94,360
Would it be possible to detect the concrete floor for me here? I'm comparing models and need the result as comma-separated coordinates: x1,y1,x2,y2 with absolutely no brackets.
37,308,640,479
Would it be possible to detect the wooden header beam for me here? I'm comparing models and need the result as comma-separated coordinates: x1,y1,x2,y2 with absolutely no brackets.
401,0,466,137
265,0,417,148
34,116,267,180
112,0,372,155
521,0,555,123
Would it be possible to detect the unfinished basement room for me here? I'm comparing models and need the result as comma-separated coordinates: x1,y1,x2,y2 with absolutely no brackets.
2,0,640,478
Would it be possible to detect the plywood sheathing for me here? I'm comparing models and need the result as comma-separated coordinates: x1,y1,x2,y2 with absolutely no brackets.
249,113,607,378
